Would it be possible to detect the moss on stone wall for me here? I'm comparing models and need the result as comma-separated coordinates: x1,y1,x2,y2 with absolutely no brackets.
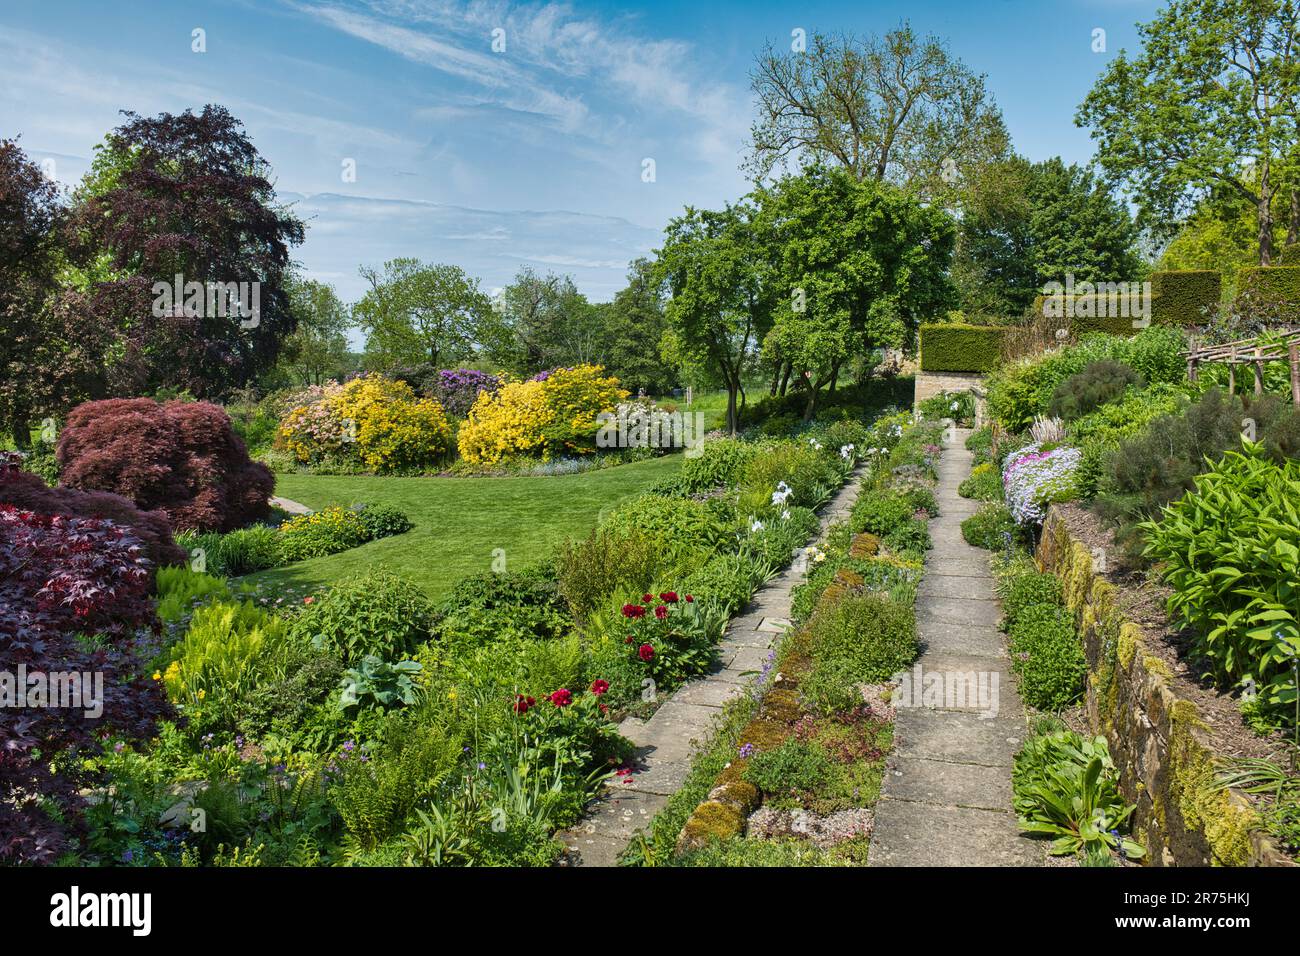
1036,508,1283,867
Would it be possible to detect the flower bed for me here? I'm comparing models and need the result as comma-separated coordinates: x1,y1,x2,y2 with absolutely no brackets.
624,416,943,866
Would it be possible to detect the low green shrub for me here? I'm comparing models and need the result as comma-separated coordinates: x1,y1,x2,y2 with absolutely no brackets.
1047,360,1143,422
801,592,917,715
1013,729,1144,861
279,506,371,562
657,437,755,495
328,716,462,849
354,504,414,539
965,426,994,463
556,525,700,621
434,565,574,644
987,326,1186,431
290,566,435,663
155,566,233,623
1141,444,1300,719
162,599,302,732
680,552,768,615
961,503,1016,550
999,571,1064,631
958,461,1001,501
603,493,730,552
1007,604,1086,712
850,489,912,535
744,737,834,800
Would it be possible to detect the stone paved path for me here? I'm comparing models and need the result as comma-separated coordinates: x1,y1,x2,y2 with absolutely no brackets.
868,426,1040,866
270,496,312,515
558,466,867,866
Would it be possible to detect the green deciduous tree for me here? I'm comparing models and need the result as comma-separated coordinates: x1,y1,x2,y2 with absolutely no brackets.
492,267,597,373
1077,0,1300,265
356,258,496,371
278,274,353,385
755,167,957,418
747,24,1009,199
953,157,1143,315
657,203,776,433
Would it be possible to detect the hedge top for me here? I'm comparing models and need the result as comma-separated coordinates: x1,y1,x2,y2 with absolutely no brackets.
918,323,1004,373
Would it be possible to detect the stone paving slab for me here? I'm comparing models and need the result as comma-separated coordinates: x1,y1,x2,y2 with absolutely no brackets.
923,557,995,578
892,694,1024,767
916,621,1006,658
917,574,997,601
870,800,1041,867
883,755,1015,811
916,597,1002,628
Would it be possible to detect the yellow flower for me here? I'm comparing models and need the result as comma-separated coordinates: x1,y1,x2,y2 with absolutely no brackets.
196,689,206,700
152,671,162,681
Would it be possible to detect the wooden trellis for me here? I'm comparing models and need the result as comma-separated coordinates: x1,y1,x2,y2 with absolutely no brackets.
1183,331,1300,403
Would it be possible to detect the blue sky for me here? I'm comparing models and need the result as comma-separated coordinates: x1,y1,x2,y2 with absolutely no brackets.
1,0,1163,316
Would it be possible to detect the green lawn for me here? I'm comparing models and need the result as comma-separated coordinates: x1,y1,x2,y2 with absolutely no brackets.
240,455,682,599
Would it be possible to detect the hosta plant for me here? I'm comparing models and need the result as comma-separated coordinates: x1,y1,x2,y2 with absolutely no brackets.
1013,730,1144,861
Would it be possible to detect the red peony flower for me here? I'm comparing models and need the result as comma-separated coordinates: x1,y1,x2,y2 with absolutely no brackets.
638,643,655,662
513,694,535,714
654,605,668,619
642,593,654,603
599,703,609,715
621,604,647,619
684,594,694,603
591,679,610,696
549,688,573,707
659,591,678,603
624,635,634,644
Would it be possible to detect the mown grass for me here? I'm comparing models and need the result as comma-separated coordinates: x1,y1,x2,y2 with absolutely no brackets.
239,455,682,598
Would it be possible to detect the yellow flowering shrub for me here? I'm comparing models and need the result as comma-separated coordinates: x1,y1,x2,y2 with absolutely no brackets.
279,505,371,561
276,374,452,472
457,365,628,464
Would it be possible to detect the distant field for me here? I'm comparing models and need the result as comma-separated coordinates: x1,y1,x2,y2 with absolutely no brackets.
239,455,683,599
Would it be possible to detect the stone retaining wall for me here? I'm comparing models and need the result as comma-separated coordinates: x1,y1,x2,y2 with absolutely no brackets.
1037,510,1291,867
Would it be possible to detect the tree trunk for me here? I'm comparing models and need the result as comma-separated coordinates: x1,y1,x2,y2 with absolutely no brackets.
1259,160,1275,265
1289,189,1299,249
768,365,780,396
778,361,791,397
803,385,819,422
725,380,739,436
829,360,841,394
10,409,32,451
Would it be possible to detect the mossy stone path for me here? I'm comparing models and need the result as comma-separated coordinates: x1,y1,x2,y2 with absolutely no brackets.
868,427,1041,866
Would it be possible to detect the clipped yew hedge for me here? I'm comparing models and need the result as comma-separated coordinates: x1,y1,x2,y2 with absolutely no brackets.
1150,270,1221,326
918,323,1004,373
1236,265,1300,317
